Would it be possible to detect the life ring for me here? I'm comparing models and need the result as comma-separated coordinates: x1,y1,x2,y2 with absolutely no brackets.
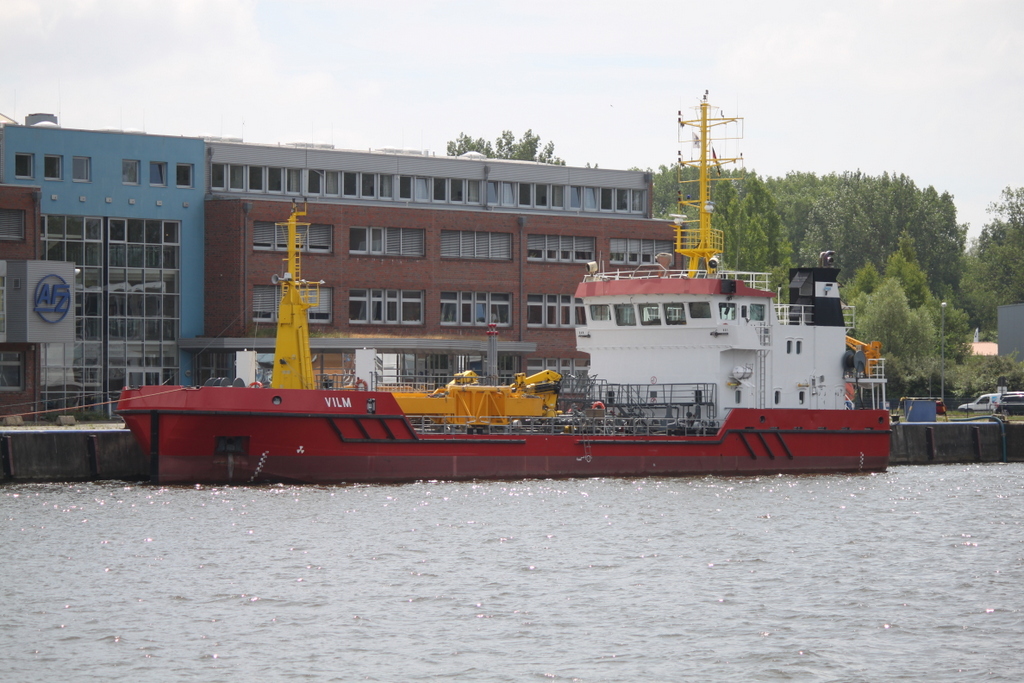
591,401,605,410
355,378,368,391
249,381,263,388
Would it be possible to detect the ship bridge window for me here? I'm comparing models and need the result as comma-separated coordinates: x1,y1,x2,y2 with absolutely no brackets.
750,303,765,321
664,303,686,325
689,302,712,319
639,303,661,326
719,303,736,320
589,304,611,322
613,303,636,326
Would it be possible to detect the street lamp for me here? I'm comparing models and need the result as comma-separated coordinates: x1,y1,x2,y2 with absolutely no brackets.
941,301,947,406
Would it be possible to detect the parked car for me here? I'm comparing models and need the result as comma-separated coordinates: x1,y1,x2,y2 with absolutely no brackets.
957,393,1002,412
998,392,1024,416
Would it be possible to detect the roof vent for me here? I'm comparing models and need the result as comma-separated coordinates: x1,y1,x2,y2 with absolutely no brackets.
25,113,58,127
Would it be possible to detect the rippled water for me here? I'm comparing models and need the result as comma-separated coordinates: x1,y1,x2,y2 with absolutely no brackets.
2,464,1023,682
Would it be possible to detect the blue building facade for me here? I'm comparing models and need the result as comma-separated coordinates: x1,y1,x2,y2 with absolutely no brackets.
0,119,205,413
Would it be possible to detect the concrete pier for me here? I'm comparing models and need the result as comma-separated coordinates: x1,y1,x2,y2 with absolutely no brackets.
1,421,1022,483
889,420,1022,465
1,428,147,482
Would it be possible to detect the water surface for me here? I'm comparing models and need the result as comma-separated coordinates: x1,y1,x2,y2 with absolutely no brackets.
3,464,1023,681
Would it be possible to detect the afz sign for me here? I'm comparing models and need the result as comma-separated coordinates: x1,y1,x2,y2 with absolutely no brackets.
34,274,72,323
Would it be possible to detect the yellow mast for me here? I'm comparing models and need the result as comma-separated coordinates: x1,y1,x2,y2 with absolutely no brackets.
675,91,743,277
271,202,321,389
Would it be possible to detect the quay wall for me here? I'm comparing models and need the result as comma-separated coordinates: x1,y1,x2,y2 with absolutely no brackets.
1,430,147,482
889,420,1023,465
1,422,1023,483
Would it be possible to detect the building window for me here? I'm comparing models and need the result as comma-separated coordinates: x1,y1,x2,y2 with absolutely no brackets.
527,294,582,327
249,166,265,191
527,234,595,263
349,227,424,256
229,164,245,190
324,171,339,196
601,188,614,211
44,155,62,180
349,289,423,325
609,237,672,265
253,221,332,253
14,153,33,178
440,291,511,326
551,185,564,208
268,167,283,192
286,168,302,193
72,156,91,182
308,287,333,323
569,186,581,209
398,176,412,200
254,285,330,322
342,172,358,197
307,169,322,194
584,187,597,210
535,184,548,207
519,183,532,206
414,178,429,201
0,209,26,240
440,230,511,259
253,285,278,321
175,163,193,188
0,274,5,334
149,162,167,186
0,352,23,391
122,160,140,184
361,173,377,198
211,163,225,189
632,189,646,213
467,179,479,203
450,179,465,202
380,175,394,199
501,182,515,205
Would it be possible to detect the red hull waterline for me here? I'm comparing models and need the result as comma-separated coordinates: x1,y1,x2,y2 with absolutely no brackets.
118,386,890,485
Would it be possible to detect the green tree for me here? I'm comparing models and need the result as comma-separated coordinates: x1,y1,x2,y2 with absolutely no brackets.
884,233,930,309
854,277,935,364
846,262,882,299
446,133,493,157
446,130,564,164
962,186,1024,330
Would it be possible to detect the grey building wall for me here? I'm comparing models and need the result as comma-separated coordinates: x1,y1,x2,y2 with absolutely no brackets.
998,303,1024,359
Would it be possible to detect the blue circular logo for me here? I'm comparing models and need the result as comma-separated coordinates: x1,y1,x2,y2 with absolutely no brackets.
34,274,72,323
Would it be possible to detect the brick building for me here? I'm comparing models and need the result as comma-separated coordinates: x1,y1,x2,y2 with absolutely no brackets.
194,141,675,386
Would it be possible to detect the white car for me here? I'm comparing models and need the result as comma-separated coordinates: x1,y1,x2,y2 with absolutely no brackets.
957,393,1002,412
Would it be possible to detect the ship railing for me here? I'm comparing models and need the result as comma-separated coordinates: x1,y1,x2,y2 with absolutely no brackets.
590,268,771,291
843,304,856,330
406,413,721,437
842,356,887,382
573,380,718,422
775,303,814,326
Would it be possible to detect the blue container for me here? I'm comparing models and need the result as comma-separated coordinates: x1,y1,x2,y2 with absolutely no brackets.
905,399,938,422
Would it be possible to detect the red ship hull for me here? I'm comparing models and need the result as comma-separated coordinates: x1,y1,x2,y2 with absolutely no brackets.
118,386,890,485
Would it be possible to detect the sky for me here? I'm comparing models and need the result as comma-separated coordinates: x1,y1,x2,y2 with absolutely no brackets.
2,0,1022,239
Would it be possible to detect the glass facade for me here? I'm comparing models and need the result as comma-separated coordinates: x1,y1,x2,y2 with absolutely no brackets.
42,214,180,411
